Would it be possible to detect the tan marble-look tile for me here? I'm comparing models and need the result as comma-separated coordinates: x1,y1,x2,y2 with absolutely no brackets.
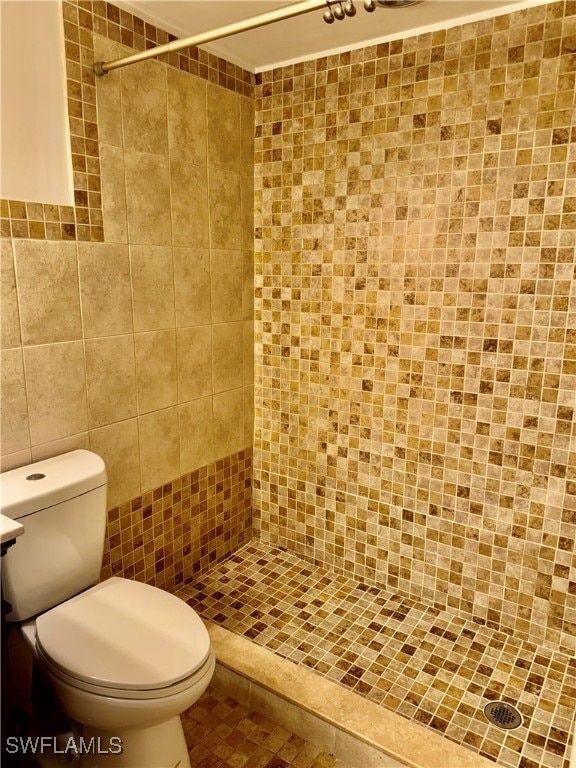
78,242,133,338
243,321,254,386
240,174,254,251
130,245,175,332
138,406,180,493
1,238,21,349
94,36,122,147
169,159,209,248
167,68,207,166
210,663,252,709
208,168,242,250
31,433,90,463
0,450,32,473
100,144,128,244
176,326,212,402
212,322,243,394
125,150,171,246
243,385,254,447
207,82,241,171
121,56,168,156
13,240,81,345
1,348,30,455
134,330,177,414
23,341,88,446
89,418,140,509
178,396,214,474
173,248,211,327
85,335,137,428
240,96,255,174
210,249,243,323
334,731,405,768
242,249,254,321
249,6,576,656
251,686,329,752
213,387,244,461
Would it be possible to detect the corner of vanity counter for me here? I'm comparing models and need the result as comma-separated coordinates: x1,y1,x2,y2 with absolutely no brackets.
1,514,25,546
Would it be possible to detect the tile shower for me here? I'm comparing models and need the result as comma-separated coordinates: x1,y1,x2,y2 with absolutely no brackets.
253,1,576,654
183,544,574,768
0,0,574,767
250,1,575,765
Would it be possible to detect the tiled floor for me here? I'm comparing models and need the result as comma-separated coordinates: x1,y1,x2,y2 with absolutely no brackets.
183,685,353,768
180,543,576,768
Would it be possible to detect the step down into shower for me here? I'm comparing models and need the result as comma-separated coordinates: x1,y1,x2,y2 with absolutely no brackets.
206,622,496,768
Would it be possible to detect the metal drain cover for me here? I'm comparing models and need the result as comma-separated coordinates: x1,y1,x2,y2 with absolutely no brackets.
484,701,523,729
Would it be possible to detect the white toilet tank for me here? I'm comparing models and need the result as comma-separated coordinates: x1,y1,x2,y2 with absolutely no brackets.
1,450,107,622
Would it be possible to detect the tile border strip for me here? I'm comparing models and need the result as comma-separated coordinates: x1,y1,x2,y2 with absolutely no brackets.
1,0,255,242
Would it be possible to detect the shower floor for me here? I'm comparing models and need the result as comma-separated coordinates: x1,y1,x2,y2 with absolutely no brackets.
179,542,575,768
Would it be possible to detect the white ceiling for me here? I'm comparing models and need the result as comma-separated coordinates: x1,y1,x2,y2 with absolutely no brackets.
114,0,545,72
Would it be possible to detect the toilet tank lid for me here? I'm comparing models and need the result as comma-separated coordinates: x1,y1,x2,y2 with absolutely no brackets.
0,450,106,521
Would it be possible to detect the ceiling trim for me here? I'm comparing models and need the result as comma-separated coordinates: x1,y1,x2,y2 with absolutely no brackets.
114,0,556,75
253,0,554,72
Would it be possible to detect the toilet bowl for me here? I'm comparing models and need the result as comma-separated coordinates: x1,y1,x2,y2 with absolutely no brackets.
1,451,216,768
20,579,215,767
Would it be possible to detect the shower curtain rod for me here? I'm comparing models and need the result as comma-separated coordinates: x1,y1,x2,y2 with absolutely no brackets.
94,0,328,76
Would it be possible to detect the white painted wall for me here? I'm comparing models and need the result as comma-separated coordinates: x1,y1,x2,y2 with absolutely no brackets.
0,1,74,205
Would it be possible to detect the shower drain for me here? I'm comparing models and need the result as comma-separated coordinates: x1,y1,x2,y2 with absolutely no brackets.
483,701,523,729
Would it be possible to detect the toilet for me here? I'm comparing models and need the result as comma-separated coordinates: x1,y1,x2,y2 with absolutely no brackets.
1,450,215,768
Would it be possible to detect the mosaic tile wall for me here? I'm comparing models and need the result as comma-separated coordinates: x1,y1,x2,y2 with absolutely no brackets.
1,1,255,588
253,0,576,654
101,449,252,591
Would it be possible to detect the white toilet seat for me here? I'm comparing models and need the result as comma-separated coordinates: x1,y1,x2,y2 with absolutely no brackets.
34,577,212,699
37,642,215,700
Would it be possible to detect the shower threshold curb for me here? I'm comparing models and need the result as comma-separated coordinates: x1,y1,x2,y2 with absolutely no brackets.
206,621,496,768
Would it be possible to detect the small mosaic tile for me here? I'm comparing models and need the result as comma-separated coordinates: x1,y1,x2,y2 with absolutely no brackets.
183,685,352,768
253,0,576,655
101,448,252,592
182,543,576,768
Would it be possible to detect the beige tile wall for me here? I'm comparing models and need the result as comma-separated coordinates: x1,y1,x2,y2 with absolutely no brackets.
253,0,576,654
0,1,254,244
1,4,255,585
